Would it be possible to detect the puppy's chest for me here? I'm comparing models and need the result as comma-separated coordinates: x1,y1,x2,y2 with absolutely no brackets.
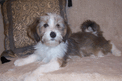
35,42,67,63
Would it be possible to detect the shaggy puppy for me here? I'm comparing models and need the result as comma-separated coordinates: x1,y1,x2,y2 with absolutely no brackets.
14,13,71,81
14,13,121,81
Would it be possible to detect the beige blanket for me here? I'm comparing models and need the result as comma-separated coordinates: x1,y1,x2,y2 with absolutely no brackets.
0,55,122,81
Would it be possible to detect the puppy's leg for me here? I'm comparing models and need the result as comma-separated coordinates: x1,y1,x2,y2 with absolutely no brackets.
14,54,40,66
110,42,121,56
24,58,61,81
92,50,104,57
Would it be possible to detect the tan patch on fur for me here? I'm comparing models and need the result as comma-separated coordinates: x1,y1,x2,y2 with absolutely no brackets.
63,23,72,42
57,58,68,67
27,17,40,42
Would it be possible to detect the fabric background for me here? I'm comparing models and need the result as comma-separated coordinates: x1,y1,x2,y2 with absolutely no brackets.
2,0,66,56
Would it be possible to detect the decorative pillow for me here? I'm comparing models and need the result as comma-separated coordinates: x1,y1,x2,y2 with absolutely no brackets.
1,0,67,57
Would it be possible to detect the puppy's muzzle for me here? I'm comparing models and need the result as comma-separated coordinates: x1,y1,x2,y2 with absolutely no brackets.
50,31,56,38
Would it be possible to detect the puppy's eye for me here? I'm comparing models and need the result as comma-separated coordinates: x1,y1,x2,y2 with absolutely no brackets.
43,23,48,28
56,24,60,28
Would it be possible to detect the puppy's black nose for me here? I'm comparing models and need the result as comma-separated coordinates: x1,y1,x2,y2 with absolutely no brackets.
50,32,56,38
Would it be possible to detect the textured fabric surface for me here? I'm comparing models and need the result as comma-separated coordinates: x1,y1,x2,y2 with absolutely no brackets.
2,0,66,56
0,55,122,81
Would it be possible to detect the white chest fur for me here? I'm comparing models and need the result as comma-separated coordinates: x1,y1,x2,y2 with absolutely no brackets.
34,41,68,63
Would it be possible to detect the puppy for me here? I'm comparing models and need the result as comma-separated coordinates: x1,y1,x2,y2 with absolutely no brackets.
14,13,71,81
14,13,121,81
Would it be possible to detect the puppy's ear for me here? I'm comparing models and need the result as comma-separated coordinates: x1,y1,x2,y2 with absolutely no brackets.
63,22,72,42
27,17,40,42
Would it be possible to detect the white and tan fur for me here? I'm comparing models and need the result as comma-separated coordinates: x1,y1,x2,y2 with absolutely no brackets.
14,13,70,81
14,13,121,81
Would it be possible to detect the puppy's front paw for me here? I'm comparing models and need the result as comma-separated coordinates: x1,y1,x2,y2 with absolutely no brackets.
14,59,26,66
